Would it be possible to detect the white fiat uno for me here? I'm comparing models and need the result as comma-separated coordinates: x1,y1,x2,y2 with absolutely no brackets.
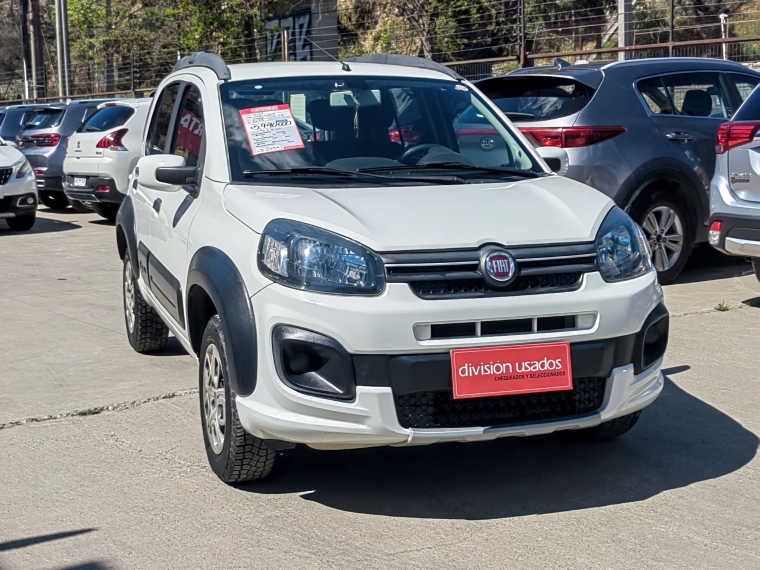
116,52,668,483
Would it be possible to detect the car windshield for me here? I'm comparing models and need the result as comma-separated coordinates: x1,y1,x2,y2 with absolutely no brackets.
25,108,65,129
220,76,541,185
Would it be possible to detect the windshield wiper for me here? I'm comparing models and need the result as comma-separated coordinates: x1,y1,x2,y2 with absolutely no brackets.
243,166,462,185
504,112,535,119
359,162,543,179
84,126,101,131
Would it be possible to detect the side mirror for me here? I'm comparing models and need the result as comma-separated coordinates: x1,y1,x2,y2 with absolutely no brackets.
135,154,195,191
536,146,569,175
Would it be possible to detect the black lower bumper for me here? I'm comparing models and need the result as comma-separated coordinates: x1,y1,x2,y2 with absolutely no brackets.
36,175,63,192
0,193,38,217
64,175,124,204
708,213,760,254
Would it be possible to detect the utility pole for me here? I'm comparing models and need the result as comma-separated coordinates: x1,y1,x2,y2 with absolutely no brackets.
20,0,32,101
519,0,527,68
29,0,46,98
668,0,675,57
720,14,729,60
617,0,633,62
60,0,71,97
55,0,64,98
105,0,114,94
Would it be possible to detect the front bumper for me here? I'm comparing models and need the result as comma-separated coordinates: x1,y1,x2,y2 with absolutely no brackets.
64,175,124,204
237,272,666,450
0,192,38,218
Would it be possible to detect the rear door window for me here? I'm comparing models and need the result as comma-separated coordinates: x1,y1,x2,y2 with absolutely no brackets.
662,73,729,118
25,108,65,129
79,106,135,133
477,77,595,122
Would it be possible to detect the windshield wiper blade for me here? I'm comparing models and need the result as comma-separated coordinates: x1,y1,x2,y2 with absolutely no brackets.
243,166,462,185
504,112,535,119
360,162,542,179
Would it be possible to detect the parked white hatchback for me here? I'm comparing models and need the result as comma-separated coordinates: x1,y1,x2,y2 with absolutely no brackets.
115,53,668,483
0,136,37,230
64,99,151,221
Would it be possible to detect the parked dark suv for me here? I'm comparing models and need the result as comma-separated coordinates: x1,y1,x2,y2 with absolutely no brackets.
477,58,760,283
17,99,110,210
0,104,50,149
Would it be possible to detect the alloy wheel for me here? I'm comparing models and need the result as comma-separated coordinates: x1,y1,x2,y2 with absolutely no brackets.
641,205,684,273
203,343,226,454
124,261,136,333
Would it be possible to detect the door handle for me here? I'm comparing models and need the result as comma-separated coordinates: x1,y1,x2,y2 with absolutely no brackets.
152,198,162,213
665,132,693,143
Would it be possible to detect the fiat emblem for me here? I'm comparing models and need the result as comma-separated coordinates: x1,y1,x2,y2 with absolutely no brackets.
480,137,496,150
482,249,516,286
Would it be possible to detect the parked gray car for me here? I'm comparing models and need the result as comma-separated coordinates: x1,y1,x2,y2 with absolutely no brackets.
477,57,760,283
708,84,760,281
17,99,110,210
0,104,50,149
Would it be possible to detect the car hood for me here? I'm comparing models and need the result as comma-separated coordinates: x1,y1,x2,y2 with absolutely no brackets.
0,144,24,167
222,175,613,251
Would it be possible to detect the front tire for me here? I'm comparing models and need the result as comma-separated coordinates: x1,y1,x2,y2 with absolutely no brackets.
39,191,70,210
630,191,692,285
200,314,276,483
92,202,119,222
6,215,36,231
123,252,168,352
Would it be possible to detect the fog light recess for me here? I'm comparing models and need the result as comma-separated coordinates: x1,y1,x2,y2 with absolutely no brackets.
272,326,356,400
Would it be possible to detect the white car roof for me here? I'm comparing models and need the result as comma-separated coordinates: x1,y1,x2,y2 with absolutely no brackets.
225,61,457,83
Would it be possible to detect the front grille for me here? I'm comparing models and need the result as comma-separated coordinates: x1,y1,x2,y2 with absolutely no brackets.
410,272,583,298
0,168,12,185
382,243,597,299
395,377,606,429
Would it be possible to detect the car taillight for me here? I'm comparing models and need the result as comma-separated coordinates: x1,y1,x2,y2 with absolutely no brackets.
96,128,128,150
34,169,44,176
519,126,626,148
709,220,723,245
716,121,760,154
30,133,61,147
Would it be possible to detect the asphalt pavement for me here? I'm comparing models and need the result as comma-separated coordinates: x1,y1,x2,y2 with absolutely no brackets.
0,208,758,570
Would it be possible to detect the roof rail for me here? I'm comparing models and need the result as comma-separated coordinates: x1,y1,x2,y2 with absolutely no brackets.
173,52,231,81
344,53,464,81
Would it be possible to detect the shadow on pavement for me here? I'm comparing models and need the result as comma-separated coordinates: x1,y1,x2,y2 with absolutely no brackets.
675,244,752,285
144,336,189,357
0,529,96,553
247,371,758,520
0,216,80,235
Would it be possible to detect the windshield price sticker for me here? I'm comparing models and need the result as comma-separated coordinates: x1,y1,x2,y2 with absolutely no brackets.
239,105,305,156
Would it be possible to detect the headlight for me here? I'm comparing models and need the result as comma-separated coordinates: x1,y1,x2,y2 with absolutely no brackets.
257,219,386,295
15,159,32,178
596,207,653,282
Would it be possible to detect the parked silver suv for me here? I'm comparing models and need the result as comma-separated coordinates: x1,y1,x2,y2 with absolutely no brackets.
17,99,110,210
477,58,760,283
708,84,760,281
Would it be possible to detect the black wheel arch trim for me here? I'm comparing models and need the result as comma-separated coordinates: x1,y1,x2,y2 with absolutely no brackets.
616,159,708,235
115,195,139,276
187,247,258,397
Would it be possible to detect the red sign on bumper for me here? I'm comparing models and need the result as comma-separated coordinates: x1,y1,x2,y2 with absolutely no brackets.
451,342,573,399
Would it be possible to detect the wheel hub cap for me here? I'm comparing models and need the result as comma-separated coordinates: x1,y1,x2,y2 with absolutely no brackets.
203,344,226,455
641,205,684,273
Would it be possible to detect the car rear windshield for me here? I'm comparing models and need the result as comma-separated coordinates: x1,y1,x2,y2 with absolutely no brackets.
734,85,760,121
477,76,595,122
25,108,65,129
79,105,135,132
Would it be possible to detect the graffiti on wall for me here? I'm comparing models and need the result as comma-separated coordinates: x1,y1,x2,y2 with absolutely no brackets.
265,11,312,61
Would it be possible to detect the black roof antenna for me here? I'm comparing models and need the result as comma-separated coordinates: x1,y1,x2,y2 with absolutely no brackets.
302,37,351,72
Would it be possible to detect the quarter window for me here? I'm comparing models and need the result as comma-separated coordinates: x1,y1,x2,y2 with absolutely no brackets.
726,73,760,104
171,85,204,167
147,83,179,154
